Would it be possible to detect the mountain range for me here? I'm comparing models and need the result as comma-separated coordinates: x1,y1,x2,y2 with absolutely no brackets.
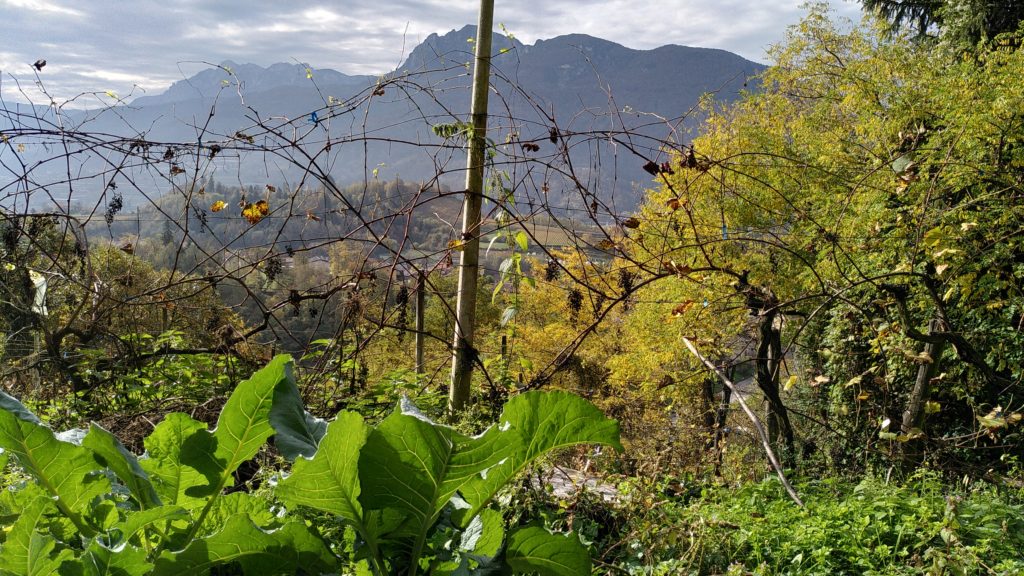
4,26,765,212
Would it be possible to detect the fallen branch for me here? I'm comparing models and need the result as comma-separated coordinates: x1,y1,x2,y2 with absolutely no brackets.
682,337,804,507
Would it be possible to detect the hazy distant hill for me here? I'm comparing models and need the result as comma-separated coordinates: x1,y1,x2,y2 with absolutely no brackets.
132,62,374,107
3,26,764,212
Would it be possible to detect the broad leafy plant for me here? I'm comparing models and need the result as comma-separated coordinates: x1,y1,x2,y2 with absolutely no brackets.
0,355,622,575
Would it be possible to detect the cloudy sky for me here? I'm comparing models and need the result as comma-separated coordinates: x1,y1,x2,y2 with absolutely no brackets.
1,0,862,105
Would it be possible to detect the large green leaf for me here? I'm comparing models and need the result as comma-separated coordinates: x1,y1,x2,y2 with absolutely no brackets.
161,356,300,543
268,368,326,461
358,400,508,544
0,482,47,529
210,354,295,482
0,392,110,533
277,411,368,524
357,406,454,530
505,526,591,576
462,508,504,559
83,423,161,509
0,392,39,424
146,356,296,509
456,391,622,524
111,505,188,545
78,542,152,576
198,492,279,535
236,520,336,576
139,413,220,508
0,495,73,576
150,514,336,576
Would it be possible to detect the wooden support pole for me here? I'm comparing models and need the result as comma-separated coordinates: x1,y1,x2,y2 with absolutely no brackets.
449,0,494,412
415,271,425,375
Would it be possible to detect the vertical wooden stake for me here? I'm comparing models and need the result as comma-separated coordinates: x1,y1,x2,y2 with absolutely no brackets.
415,271,425,375
449,0,494,412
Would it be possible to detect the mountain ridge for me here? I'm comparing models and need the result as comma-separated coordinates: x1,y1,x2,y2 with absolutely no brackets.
4,26,766,211
131,26,763,108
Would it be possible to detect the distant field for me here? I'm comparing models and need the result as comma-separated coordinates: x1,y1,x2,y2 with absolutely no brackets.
481,214,603,251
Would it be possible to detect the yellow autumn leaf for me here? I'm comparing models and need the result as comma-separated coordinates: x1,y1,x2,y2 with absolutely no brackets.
783,375,798,392
241,200,269,224
210,200,227,212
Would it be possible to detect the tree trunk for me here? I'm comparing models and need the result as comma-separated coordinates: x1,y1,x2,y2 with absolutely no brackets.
704,362,733,476
713,374,733,476
900,318,945,466
701,373,716,437
449,0,494,413
756,311,796,464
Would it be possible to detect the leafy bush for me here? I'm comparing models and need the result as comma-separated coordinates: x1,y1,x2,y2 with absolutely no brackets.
0,355,622,575
575,474,1024,575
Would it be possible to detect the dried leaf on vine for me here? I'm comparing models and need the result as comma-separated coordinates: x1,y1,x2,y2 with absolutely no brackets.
663,260,692,276
242,200,270,224
670,300,695,317
977,406,1022,429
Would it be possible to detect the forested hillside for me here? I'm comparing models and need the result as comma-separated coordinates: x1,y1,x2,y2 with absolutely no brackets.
1,2,1023,574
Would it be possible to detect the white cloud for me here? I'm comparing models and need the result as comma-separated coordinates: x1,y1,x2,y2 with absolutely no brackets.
1,0,83,17
76,69,136,82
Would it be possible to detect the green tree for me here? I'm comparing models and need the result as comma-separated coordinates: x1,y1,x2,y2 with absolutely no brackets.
862,0,1024,45
618,4,1024,474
